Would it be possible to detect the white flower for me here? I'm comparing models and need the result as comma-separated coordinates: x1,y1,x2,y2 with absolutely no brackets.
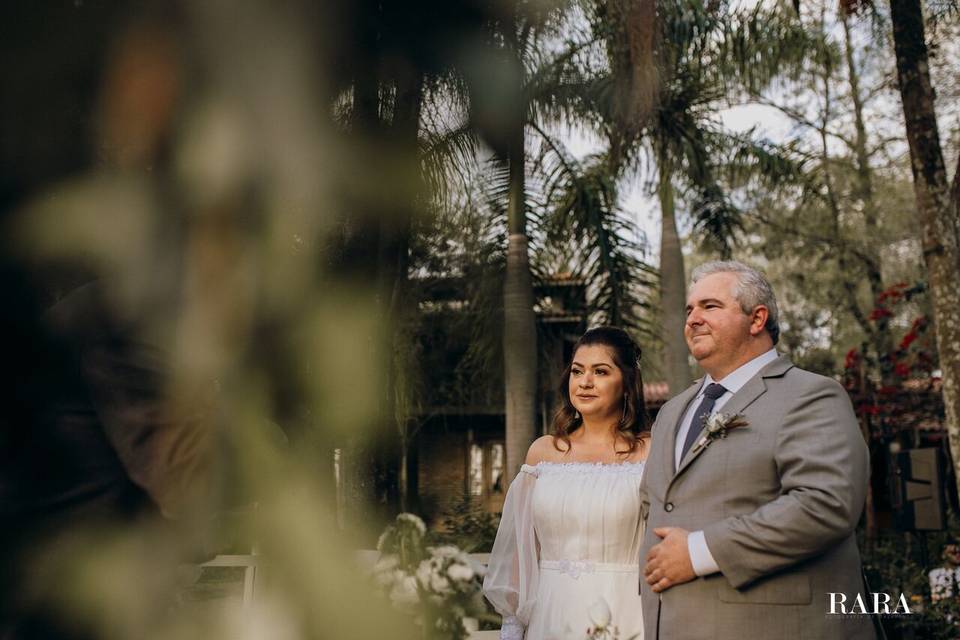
703,412,747,438
447,563,475,582
430,572,452,595
376,530,391,553
695,413,749,451
588,597,612,628
704,412,729,435
397,513,427,535
388,575,420,608
474,559,487,577
373,567,400,589
373,555,399,573
415,562,433,587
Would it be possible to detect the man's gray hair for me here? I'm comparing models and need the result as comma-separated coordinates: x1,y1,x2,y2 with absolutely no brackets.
690,260,780,345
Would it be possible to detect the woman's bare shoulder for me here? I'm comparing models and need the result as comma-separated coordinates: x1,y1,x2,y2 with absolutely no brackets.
524,434,569,465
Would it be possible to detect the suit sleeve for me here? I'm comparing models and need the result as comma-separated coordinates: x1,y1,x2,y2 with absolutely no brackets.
701,376,868,589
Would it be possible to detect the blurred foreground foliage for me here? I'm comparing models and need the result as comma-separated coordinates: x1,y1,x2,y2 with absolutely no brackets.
0,0,551,638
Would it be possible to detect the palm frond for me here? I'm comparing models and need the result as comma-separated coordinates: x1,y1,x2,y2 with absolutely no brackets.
689,183,742,258
531,126,658,336
420,122,481,208
720,0,818,93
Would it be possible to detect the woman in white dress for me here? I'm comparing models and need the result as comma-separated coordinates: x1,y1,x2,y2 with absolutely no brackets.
484,326,650,640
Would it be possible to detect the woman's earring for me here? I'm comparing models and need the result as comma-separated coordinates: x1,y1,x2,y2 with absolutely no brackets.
574,410,581,421
620,396,627,425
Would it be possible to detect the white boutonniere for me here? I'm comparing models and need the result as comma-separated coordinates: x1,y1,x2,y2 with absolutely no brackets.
692,412,749,454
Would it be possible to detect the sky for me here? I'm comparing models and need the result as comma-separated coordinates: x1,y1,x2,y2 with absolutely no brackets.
564,103,794,263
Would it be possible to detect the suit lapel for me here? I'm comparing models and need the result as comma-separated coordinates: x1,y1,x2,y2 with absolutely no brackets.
660,382,702,484
669,355,794,482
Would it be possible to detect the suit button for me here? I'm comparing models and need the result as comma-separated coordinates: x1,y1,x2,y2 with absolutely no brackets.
665,502,674,512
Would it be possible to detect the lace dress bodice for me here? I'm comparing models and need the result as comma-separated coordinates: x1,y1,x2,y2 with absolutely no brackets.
532,462,645,566
483,461,646,640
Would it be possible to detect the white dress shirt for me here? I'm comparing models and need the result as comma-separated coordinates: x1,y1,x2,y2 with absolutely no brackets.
675,348,779,577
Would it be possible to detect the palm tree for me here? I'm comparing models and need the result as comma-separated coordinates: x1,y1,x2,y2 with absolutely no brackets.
501,5,667,480
331,0,500,514
492,0,808,475
585,0,811,394
417,3,660,483
500,7,540,485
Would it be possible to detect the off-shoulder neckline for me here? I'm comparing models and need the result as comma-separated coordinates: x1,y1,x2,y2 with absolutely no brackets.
520,460,645,475
537,460,644,467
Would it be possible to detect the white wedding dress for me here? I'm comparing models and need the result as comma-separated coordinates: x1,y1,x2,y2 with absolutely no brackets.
483,461,645,640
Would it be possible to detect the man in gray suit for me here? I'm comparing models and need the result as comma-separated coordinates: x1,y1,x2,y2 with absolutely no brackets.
639,261,877,639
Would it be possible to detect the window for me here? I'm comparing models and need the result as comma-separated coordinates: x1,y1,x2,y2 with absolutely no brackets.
490,443,504,495
469,444,484,496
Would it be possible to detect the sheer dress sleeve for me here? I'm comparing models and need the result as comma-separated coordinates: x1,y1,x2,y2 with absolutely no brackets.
483,464,540,640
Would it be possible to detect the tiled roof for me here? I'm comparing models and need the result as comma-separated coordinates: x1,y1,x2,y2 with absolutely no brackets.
643,382,670,403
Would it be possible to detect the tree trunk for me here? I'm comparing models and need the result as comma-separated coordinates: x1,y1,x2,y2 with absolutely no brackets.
503,126,538,486
501,13,538,486
889,0,960,497
658,159,693,395
383,71,423,513
504,232,538,483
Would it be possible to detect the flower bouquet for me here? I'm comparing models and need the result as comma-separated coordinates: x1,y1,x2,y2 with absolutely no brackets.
373,513,487,640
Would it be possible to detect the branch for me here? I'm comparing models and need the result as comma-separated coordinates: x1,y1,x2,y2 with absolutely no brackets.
744,209,880,272
867,135,905,157
748,95,854,148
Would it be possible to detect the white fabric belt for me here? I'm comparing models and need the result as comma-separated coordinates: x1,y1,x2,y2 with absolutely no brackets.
540,559,637,579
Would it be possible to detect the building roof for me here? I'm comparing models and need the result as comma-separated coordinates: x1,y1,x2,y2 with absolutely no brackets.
643,381,671,404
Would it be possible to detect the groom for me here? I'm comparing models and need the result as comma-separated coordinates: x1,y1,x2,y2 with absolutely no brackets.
639,261,876,639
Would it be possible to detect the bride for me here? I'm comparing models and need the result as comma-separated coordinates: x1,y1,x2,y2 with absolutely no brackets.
484,326,650,640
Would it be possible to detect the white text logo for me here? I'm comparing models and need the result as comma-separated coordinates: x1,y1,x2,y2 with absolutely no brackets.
827,592,912,615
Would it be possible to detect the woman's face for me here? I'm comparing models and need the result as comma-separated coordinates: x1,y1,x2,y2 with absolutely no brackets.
568,344,625,419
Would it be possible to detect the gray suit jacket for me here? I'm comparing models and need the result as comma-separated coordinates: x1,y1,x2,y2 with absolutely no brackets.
639,356,876,639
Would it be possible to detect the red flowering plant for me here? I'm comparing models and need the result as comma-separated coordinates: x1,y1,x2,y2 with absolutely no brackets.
842,282,943,444
846,282,956,639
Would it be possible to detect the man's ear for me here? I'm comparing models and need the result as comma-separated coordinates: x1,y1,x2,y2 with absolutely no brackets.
749,306,769,336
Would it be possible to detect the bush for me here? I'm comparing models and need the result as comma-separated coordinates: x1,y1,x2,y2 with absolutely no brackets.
429,493,500,553
374,512,489,640
861,526,960,639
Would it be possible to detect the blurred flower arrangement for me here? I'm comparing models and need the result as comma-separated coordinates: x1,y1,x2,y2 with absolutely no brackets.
373,513,487,640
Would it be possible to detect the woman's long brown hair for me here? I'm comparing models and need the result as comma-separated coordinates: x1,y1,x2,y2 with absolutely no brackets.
550,326,651,456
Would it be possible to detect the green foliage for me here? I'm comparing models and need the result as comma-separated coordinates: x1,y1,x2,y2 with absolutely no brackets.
429,493,501,554
727,1,932,373
534,139,658,336
861,526,960,639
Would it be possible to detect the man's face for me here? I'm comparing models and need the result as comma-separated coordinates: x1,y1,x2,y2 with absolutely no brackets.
684,272,755,375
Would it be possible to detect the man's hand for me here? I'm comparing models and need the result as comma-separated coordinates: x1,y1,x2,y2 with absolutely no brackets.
644,527,696,593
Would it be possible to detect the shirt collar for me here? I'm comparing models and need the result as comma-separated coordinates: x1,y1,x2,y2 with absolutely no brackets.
702,348,779,396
